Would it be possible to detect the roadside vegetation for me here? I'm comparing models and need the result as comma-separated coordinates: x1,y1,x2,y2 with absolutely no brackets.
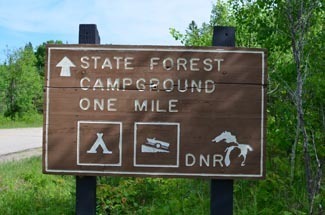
0,157,75,215
0,157,210,214
0,113,42,128
0,156,321,214
0,0,323,214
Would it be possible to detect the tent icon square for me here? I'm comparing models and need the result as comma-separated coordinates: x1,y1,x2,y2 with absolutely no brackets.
77,121,122,166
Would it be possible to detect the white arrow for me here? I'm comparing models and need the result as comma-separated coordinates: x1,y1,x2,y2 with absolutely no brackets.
56,56,76,77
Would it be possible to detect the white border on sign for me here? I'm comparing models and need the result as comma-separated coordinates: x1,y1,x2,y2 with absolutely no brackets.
76,120,123,166
45,46,265,178
133,122,180,168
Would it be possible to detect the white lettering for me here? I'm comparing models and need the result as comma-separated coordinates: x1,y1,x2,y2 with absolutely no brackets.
169,99,178,112
107,98,117,111
163,79,174,92
122,78,132,91
185,153,196,166
162,57,174,71
113,56,123,70
190,58,200,71
107,78,120,91
124,57,134,70
101,58,112,69
191,80,202,93
79,98,90,110
205,80,216,93
82,56,223,71
80,56,90,69
80,98,117,112
136,78,146,91
214,59,224,72
185,153,224,167
177,58,187,71
134,99,178,112
200,154,210,167
134,99,147,111
156,100,166,112
150,100,155,112
203,58,213,71
80,77,90,90
178,79,188,92
77,77,215,94
93,78,104,91
91,56,101,69
150,57,160,70
213,154,224,167
94,98,104,111
149,78,160,91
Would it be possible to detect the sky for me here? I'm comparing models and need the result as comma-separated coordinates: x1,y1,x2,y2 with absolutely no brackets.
0,0,214,62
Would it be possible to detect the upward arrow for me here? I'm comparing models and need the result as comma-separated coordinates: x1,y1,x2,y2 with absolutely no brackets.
56,56,76,77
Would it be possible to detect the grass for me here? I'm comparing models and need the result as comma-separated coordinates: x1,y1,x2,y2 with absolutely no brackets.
0,113,43,128
0,157,75,215
0,157,210,215
0,152,323,214
96,177,209,214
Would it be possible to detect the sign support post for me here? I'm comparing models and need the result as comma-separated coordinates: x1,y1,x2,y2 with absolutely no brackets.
75,24,100,215
210,26,235,215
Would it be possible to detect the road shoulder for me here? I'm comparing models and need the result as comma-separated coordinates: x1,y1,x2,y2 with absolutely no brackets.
0,147,41,164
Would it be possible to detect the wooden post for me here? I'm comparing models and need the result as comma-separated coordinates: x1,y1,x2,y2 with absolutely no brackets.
76,24,100,215
210,26,235,215
76,176,97,215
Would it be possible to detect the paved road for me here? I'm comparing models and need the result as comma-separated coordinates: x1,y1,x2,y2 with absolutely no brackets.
0,127,42,156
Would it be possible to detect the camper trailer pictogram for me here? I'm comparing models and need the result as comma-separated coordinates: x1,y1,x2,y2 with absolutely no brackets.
141,137,170,153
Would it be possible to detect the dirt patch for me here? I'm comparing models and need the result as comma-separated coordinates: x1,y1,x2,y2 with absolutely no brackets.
0,147,41,163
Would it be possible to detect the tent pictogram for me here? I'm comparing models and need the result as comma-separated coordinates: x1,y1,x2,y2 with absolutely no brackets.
87,133,112,154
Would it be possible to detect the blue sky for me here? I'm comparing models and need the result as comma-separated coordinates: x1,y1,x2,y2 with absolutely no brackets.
0,0,214,62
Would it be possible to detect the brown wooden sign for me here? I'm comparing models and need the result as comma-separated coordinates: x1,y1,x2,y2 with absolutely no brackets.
43,45,267,179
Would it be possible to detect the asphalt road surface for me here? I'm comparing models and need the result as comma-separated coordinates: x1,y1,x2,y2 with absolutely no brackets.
0,127,42,162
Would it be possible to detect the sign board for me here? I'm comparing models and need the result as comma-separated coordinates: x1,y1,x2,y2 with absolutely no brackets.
43,45,267,179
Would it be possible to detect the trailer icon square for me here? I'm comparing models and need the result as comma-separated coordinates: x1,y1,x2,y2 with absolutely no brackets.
134,122,180,167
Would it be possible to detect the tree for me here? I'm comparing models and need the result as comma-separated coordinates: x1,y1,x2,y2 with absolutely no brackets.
35,40,63,77
170,1,234,46
284,1,323,213
1,43,42,118
0,64,6,113
170,0,324,213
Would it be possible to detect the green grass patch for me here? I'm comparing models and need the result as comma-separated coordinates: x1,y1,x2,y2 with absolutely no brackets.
96,177,209,214
0,113,43,128
0,157,210,215
0,157,75,215
1,156,322,214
